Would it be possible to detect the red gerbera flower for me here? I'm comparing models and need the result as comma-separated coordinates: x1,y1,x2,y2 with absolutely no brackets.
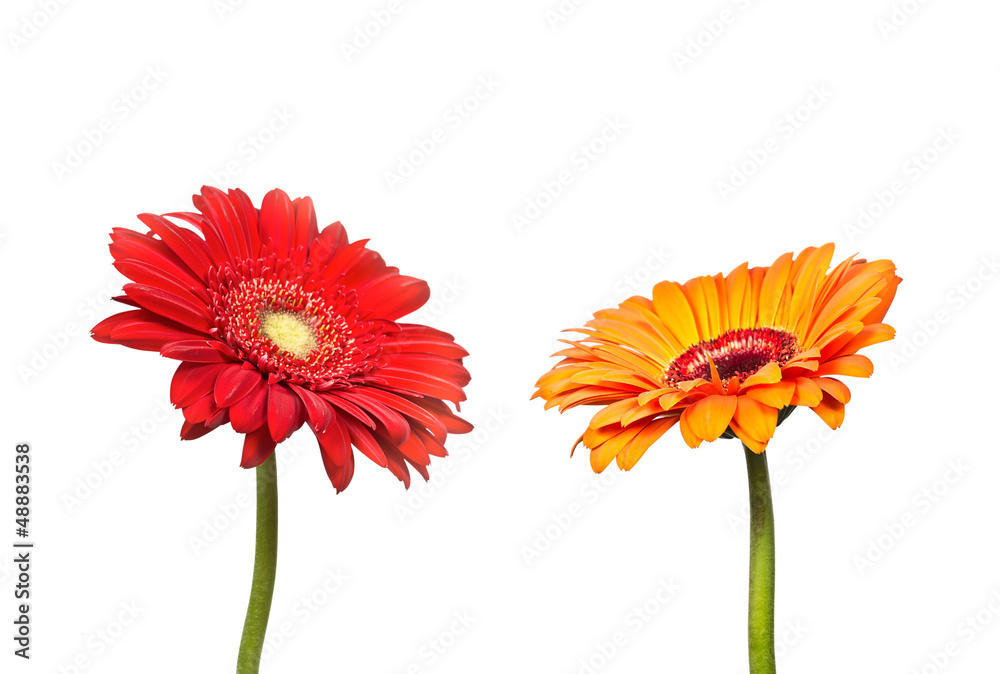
92,186,472,492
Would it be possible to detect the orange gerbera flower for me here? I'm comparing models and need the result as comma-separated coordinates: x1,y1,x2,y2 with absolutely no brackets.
533,243,901,471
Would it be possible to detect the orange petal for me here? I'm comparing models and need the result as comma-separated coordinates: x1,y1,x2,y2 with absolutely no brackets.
830,323,896,359
811,392,845,430
728,417,769,454
714,273,730,333
679,410,702,448
865,271,902,324
590,425,642,472
734,396,779,443
622,399,668,426
638,387,673,407
814,377,851,404
658,390,692,411
741,361,782,387
758,251,794,327
790,377,824,407
744,380,795,408
620,416,679,470
788,243,836,335
588,398,642,428
682,394,738,444
652,280,700,348
725,262,750,329
815,354,874,378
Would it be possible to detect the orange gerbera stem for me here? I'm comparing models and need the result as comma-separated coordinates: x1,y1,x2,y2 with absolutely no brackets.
744,444,776,674
237,453,279,674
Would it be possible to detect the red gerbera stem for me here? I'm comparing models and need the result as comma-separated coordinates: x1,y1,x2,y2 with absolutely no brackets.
744,444,776,674
237,453,279,674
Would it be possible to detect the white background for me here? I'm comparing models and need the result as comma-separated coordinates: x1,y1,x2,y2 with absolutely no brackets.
2,0,999,672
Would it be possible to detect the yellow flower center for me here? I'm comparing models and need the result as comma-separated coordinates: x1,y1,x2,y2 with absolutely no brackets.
259,309,318,358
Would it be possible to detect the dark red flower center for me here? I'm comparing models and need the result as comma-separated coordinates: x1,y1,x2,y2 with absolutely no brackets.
208,257,386,389
663,327,799,387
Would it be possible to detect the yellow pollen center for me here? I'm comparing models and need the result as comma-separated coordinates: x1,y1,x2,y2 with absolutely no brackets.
259,309,318,358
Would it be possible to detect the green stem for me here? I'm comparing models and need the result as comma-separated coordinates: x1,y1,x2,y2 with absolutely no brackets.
237,453,279,674
744,444,776,674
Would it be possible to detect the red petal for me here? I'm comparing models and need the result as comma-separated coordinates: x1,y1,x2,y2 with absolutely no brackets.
318,431,354,493
258,189,294,258
94,310,202,351
123,283,213,333
183,392,219,424
342,417,388,467
215,365,264,407
267,383,305,443
291,196,318,250
160,340,232,363
180,420,214,440
109,229,204,287
167,209,230,266
229,379,269,432
113,258,210,304
170,363,226,407
388,324,470,358
355,274,430,321
290,384,334,433
417,399,474,434
394,431,430,467
321,393,376,429
316,416,351,466
380,444,411,488
375,369,468,402
362,389,448,441
413,427,448,458
335,389,410,444
306,222,348,268
136,213,212,280
241,427,276,468
386,353,471,385
195,186,252,260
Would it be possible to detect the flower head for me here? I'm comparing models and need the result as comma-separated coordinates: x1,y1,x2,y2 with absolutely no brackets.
533,244,900,471
93,186,472,492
